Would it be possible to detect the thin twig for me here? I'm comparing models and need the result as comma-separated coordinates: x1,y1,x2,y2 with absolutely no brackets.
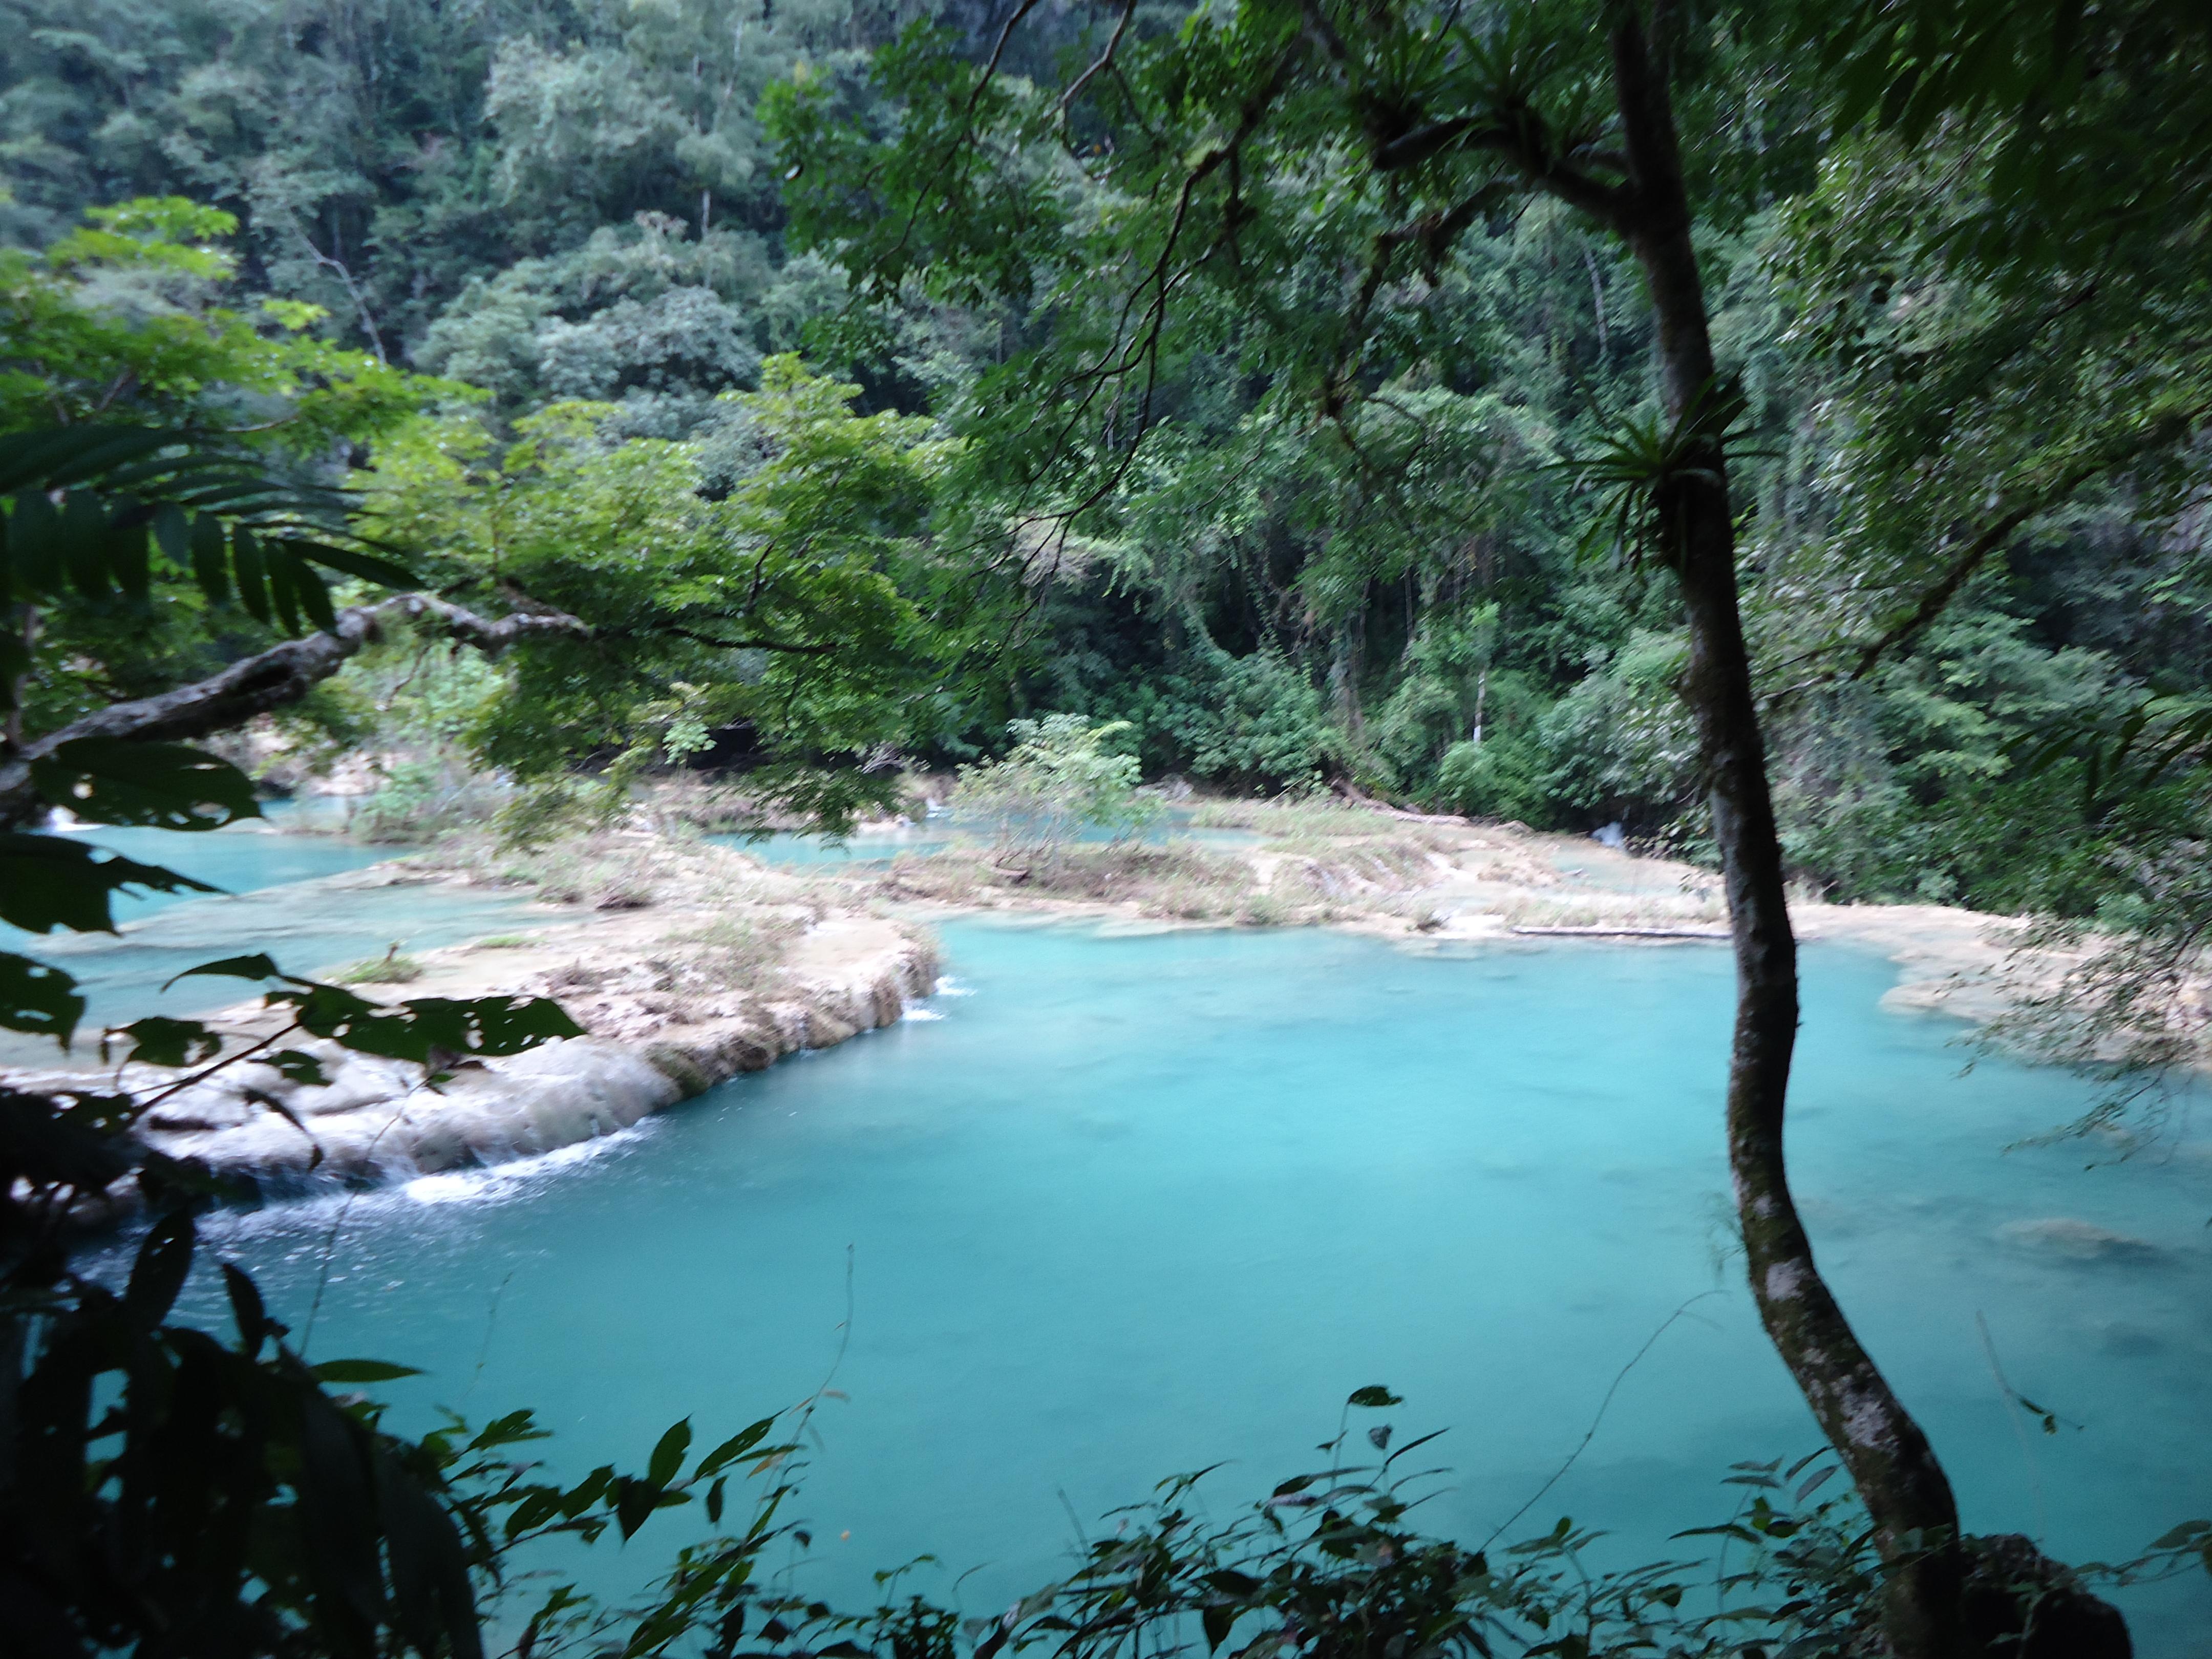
1479,1291,1721,1552
1976,1312,2050,1545
461,1270,516,1407
1058,0,1138,121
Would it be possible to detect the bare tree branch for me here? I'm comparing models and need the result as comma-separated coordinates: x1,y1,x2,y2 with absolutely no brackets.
289,218,390,367
1848,409,2212,680
1058,0,1138,121
0,596,588,828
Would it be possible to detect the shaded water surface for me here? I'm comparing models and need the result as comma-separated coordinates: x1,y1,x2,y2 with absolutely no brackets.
137,920,2212,1650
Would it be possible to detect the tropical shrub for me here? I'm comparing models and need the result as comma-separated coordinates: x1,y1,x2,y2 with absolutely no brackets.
954,714,1161,868
1121,651,1334,793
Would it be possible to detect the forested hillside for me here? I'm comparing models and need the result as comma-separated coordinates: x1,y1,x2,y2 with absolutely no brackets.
7,0,2207,916
7,8,2212,1659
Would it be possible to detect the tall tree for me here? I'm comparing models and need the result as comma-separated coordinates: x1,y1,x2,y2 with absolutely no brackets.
768,2,2175,1649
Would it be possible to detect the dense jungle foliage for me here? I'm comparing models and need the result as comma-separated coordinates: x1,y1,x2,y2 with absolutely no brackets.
4,0,2205,913
5,2,2212,1656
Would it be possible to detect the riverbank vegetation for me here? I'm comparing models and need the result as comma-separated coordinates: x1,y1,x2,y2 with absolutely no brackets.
1,1,2202,918
5,1,2212,1654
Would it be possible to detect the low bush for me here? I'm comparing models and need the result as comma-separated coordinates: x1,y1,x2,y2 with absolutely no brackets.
954,715,1163,869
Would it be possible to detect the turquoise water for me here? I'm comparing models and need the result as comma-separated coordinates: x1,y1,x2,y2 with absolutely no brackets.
721,817,1262,866
142,920,2212,1649
4,825,529,1054
45,818,394,920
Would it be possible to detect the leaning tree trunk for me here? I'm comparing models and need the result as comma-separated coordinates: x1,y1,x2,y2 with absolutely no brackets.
1602,17,1966,1654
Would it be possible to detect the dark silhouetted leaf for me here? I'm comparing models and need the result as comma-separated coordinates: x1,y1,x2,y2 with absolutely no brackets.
1202,1603,1235,1651
1,951,86,1041
697,1416,777,1477
5,488,63,594
223,1262,271,1354
189,511,229,604
123,1208,195,1330
116,1015,224,1067
0,833,219,933
30,738,260,831
231,525,270,623
374,1447,485,1659
615,1476,658,1540
296,1385,386,1633
291,540,416,590
163,953,288,990
648,1418,693,1488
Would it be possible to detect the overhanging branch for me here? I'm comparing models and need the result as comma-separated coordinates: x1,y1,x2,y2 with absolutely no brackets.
0,596,590,829
1849,407,2212,680
654,625,836,655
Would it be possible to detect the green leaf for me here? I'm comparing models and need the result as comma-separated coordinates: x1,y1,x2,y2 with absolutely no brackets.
292,540,417,590
1346,1385,1402,1408
0,951,86,1041
189,511,229,604
466,1411,549,1451
647,1418,693,1489
267,1049,330,1085
29,738,261,831
466,995,586,1052
6,490,63,594
150,501,189,571
312,1358,427,1384
0,426,172,494
281,991,583,1064
556,1465,614,1522
231,525,271,624
695,1415,778,1477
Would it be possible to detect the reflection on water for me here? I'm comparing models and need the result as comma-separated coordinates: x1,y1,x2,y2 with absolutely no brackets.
123,922,2212,1652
